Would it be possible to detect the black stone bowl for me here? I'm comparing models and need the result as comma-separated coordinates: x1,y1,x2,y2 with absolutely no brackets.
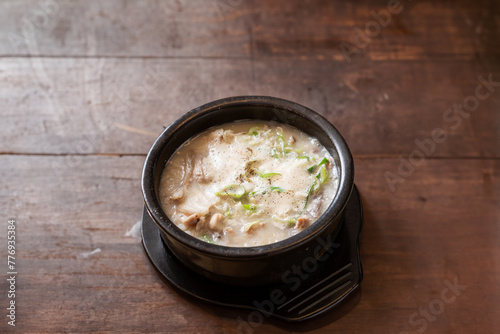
142,96,354,286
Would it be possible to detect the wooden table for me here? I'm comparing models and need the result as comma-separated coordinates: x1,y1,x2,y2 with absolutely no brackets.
1,0,499,333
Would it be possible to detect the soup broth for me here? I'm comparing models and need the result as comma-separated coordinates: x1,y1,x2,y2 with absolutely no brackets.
159,121,339,247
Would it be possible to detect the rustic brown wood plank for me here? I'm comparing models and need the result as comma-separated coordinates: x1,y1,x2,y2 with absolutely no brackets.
0,57,254,156
0,0,251,58
1,155,498,333
1,0,498,62
250,0,500,63
1,0,499,333
1,57,499,157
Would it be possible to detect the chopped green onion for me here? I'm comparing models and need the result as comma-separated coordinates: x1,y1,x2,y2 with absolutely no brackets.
277,133,286,156
316,165,329,184
271,148,279,159
242,204,257,212
201,234,215,244
303,179,318,211
313,178,321,192
243,220,263,233
260,172,281,178
318,157,329,167
216,184,246,199
307,157,329,173
247,127,262,136
272,216,297,227
270,186,285,193
254,168,281,179
293,148,304,155
224,211,233,218
297,156,310,160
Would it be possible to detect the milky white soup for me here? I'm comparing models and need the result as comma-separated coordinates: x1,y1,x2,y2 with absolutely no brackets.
159,121,339,247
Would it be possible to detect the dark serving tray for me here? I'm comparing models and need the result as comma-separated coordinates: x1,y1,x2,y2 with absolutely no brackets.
142,185,363,321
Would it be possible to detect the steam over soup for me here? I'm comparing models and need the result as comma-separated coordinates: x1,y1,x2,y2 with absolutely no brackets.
159,121,339,247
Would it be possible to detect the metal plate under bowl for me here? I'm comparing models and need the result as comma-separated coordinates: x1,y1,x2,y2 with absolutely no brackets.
142,186,363,322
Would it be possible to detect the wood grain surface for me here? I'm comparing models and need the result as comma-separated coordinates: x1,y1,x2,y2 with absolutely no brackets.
1,0,499,333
